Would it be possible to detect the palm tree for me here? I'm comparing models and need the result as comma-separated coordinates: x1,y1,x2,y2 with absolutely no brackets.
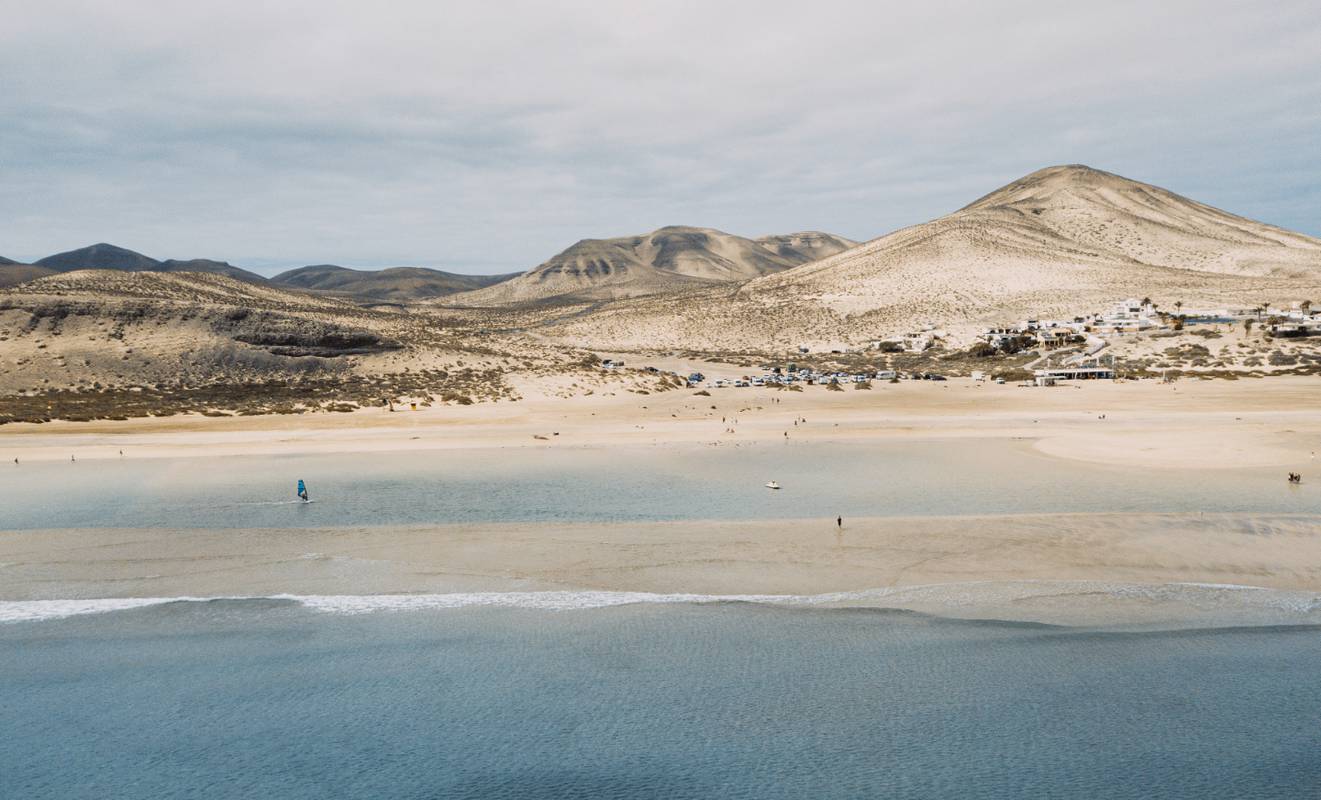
1302,300,1313,315
1174,300,1183,316
1260,301,1271,319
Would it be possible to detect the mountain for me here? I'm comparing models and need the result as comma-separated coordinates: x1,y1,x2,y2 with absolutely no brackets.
450,226,856,306
36,243,161,272
753,232,860,263
32,244,267,283
157,259,268,283
0,255,18,265
540,165,1321,350
271,265,518,303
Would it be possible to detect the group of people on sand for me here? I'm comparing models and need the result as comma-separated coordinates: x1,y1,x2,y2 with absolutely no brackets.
1288,472,1303,484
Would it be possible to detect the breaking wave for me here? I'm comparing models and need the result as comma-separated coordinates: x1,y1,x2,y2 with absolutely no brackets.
5,582,1321,624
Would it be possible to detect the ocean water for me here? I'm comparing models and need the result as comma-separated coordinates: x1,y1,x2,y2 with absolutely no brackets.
2,439,1318,529
3,600,1320,799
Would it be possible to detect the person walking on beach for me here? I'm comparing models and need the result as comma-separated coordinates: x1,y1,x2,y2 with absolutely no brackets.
837,515,842,529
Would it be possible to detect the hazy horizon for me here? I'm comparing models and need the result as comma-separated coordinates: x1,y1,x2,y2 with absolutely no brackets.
4,1,1319,275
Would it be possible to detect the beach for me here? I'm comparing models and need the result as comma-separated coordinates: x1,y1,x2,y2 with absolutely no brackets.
2,375,1319,467
4,376,1320,626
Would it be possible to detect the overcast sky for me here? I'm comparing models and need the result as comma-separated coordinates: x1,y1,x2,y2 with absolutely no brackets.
3,0,1319,275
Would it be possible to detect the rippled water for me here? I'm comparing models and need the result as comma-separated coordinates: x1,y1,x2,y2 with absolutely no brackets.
3,440,1318,529
3,601,1320,799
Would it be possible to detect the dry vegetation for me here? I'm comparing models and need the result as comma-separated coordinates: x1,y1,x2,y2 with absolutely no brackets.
0,271,681,424
1106,323,1321,380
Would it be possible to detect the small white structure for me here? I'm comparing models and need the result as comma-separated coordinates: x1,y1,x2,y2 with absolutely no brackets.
1035,363,1116,381
1099,298,1159,332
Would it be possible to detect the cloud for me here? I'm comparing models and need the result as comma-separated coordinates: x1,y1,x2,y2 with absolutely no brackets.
1,0,1318,273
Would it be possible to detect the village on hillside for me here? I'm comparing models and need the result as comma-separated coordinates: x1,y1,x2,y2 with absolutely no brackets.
603,298,1321,391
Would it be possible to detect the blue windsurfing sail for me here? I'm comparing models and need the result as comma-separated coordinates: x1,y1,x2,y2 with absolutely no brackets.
297,479,308,501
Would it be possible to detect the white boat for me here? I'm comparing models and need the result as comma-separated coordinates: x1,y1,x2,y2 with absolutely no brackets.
765,481,781,490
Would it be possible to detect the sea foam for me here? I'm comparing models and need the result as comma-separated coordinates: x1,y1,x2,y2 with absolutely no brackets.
4,582,1321,624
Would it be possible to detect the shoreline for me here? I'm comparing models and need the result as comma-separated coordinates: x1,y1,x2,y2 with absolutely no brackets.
6,378,1320,625
6,512,1321,626
6,581,1321,630
2,376,1319,471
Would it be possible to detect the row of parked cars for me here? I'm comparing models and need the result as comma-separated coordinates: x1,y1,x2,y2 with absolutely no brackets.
703,369,950,388
603,359,953,388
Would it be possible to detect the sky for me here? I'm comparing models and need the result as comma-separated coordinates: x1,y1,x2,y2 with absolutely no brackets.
2,0,1319,276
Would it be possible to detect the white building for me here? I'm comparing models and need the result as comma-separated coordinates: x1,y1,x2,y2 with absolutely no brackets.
1098,298,1159,332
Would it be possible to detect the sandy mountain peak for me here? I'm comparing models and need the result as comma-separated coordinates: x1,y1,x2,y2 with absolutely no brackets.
540,165,1321,351
449,225,856,306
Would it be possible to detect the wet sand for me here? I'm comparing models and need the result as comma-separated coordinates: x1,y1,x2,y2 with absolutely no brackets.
5,512,1321,624
4,377,1320,624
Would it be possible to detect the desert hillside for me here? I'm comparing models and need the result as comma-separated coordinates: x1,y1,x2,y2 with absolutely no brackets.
450,226,855,306
0,270,683,422
539,166,1321,350
272,265,518,303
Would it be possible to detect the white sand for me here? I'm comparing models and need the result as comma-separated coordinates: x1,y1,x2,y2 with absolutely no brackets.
5,376,1321,624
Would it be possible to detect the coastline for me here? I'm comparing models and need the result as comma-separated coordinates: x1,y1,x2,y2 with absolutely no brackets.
5,377,1320,625
6,512,1321,626
2,376,1319,471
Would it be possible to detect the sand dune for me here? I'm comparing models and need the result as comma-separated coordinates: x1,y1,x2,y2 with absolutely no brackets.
450,226,855,305
542,166,1321,349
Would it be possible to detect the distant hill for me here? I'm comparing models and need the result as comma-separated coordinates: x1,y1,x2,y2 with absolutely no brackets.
0,264,57,288
450,226,857,306
36,243,162,272
32,244,267,283
271,265,519,303
753,232,860,263
156,259,267,283
539,165,1321,350
0,255,18,265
